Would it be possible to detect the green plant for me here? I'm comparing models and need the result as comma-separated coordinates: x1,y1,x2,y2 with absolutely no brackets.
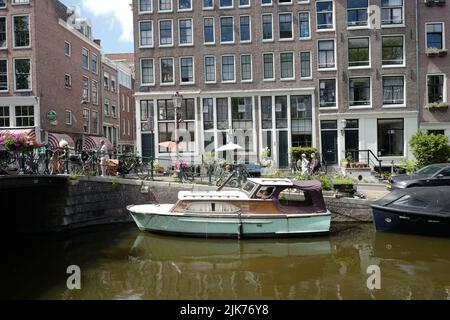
332,178,354,185
262,147,271,158
428,102,450,109
111,178,120,190
68,174,79,181
290,147,319,162
294,172,333,191
152,161,160,172
346,153,354,163
399,158,417,174
409,130,450,168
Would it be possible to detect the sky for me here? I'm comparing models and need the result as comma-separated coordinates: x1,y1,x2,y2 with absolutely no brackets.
60,0,134,54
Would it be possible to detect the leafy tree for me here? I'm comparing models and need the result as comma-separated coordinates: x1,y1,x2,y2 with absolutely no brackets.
409,131,450,168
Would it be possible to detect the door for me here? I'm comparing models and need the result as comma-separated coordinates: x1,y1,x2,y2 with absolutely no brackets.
321,131,338,165
345,129,359,162
141,133,155,163
278,131,289,168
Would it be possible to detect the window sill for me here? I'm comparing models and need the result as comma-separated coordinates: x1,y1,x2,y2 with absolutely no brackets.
299,37,311,41
262,39,274,43
382,104,406,108
240,41,252,44
280,78,296,82
205,81,217,84
300,77,313,80
179,43,194,47
263,79,276,82
220,41,235,45
222,81,237,84
141,83,156,87
204,42,216,46
279,38,294,42
319,106,338,110
347,26,370,31
139,45,154,49
241,80,253,83
348,66,371,70
318,68,337,72
159,44,174,48
381,24,405,29
13,46,32,50
138,11,153,15
349,105,372,110
381,64,406,69
180,82,195,86
316,28,335,33
160,82,175,86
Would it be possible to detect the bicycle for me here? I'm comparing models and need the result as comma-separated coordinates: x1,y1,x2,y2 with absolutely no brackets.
215,164,250,188
118,155,151,180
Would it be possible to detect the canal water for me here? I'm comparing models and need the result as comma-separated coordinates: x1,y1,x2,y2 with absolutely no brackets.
1,223,450,300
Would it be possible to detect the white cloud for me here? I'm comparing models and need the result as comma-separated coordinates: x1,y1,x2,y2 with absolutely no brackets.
81,0,133,43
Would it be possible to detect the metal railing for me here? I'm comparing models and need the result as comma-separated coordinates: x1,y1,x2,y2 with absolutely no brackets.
345,149,383,173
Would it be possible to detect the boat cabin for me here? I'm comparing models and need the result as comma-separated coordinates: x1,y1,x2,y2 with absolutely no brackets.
173,178,327,215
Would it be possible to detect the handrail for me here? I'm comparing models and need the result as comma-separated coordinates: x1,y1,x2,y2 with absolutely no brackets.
345,149,383,173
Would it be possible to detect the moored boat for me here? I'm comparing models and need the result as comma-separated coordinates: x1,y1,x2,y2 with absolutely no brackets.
127,178,331,239
371,186,450,237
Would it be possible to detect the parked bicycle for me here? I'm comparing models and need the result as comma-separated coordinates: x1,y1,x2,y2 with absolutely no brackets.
215,163,250,188
118,155,151,180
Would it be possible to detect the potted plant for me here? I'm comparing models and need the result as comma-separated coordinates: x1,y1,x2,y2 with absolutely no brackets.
332,178,356,194
345,153,354,169
428,102,449,110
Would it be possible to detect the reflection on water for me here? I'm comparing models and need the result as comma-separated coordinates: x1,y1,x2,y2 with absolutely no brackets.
1,223,450,300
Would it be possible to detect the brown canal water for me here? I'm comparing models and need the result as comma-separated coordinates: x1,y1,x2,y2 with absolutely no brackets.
1,223,450,300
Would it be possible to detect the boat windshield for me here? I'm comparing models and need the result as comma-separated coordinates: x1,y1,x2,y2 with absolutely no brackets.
416,164,446,176
241,181,256,194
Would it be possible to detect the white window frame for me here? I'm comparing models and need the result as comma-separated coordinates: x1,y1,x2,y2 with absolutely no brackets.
316,0,335,32
299,51,312,80
347,0,369,30
65,110,72,126
318,78,338,109
91,53,98,74
262,52,275,82
203,0,214,10
381,34,405,68
425,22,446,50
220,16,235,44
239,15,251,44
221,55,236,83
178,18,194,46
64,73,72,89
204,55,217,84
12,0,31,5
179,56,195,85
279,51,295,81
299,11,311,40
261,13,273,42
240,54,253,83
278,0,293,5
83,108,90,134
426,73,447,104
160,57,175,86
138,0,153,14
348,36,371,70
12,14,31,49
92,80,99,105
159,19,173,47
317,39,337,71
382,75,406,108
203,17,215,45
239,0,251,8
381,0,404,28
178,0,192,11
13,57,31,92
261,0,272,6
278,12,293,41
0,58,8,92
348,76,372,109
81,47,89,70
140,58,155,86
139,20,154,48
158,0,173,13
64,41,71,57
0,16,7,49
82,75,90,102
219,0,234,9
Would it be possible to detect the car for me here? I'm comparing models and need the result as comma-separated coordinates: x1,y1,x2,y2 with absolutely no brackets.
387,163,450,190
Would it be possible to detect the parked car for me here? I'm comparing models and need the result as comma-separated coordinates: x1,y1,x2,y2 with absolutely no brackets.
387,163,450,190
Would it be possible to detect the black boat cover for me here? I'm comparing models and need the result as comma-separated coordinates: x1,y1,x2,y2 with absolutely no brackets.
371,186,450,217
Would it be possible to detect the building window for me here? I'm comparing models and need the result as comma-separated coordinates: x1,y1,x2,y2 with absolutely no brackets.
178,0,192,10
140,100,154,131
83,109,89,133
280,52,294,80
15,105,34,127
92,111,99,134
291,95,313,147
82,76,89,102
66,110,72,126
64,41,71,56
300,51,311,79
348,37,370,67
160,58,174,84
0,0,5,8
232,97,253,130
316,1,334,30
319,79,336,108
427,75,445,104
104,99,110,116
82,48,89,69
112,105,117,118
349,77,371,107
0,106,10,127
262,14,273,41
104,74,109,90
318,40,335,69
279,13,293,40
139,20,153,47
204,56,216,83
64,74,71,88
203,0,214,9
377,119,404,157
299,12,310,39
159,0,172,12
240,54,252,82
221,55,235,82
203,98,214,130
220,17,234,43
216,98,229,130
141,58,154,85
426,23,444,49
240,16,251,43
220,0,233,8
13,15,30,48
159,20,173,46
0,59,7,91
383,76,404,105
179,19,193,45
261,0,272,5
203,17,215,44
263,53,274,80
92,80,98,105
0,17,5,49
275,96,288,129
180,57,194,83
14,58,31,91
91,53,98,73
139,0,152,13
111,77,116,93
382,36,404,66
260,96,272,129
347,0,368,27
381,0,403,26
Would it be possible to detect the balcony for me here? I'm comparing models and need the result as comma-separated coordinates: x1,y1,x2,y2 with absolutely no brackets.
426,47,448,57
424,0,446,6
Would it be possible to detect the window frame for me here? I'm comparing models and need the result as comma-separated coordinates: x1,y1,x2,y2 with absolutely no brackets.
318,78,337,109
178,18,194,46
160,57,175,86
203,17,215,45
280,51,295,81
138,0,153,14
278,12,294,41
317,39,336,71
240,54,253,82
158,0,173,13
316,0,335,32
221,55,236,83
158,19,174,47
382,75,406,107
426,73,447,105
348,76,372,109
204,55,217,84
140,58,155,86
13,57,31,92
239,15,252,44
179,56,195,85
220,16,235,44
425,22,445,50
381,35,405,68
300,51,312,80
139,20,154,48
261,13,273,42
12,14,31,49
299,11,311,40
348,36,371,69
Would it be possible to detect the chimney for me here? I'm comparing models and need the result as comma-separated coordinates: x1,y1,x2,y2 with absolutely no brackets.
94,39,101,46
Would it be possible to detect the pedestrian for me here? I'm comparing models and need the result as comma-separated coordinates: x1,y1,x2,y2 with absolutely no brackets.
301,154,309,175
99,140,108,177
309,153,320,175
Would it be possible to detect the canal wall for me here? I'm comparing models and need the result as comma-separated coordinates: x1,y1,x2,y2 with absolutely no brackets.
0,176,374,233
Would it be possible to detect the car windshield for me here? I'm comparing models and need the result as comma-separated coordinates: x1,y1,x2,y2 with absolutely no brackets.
416,164,446,176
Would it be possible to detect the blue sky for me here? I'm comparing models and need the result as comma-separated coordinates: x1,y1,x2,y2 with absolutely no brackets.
60,0,134,53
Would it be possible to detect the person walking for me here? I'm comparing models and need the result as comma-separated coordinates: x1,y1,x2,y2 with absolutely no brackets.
301,154,309,175
99,140,108,177
309,153,320,175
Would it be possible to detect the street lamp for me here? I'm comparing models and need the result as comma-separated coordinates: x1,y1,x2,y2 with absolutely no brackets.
172,91,183,165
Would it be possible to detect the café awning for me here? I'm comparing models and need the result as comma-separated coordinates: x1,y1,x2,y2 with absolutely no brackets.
0,128,36,139
47,133,75,150
83,136,114,152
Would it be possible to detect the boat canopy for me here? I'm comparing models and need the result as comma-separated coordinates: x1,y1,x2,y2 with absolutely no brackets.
371,186,450,217
292,180,323,192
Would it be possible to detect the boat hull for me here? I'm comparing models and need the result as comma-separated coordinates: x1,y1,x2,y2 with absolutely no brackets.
372,207,450,237
128,207,331,239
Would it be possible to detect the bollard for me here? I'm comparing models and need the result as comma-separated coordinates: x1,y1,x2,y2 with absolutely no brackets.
18,151,25,175
64,145,69,174
208,165,212,186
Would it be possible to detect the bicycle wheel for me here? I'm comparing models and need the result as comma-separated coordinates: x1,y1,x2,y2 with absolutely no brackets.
135,163,149,180
227,179,240,188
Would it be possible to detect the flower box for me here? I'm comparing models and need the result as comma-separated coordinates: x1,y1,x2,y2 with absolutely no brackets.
428,102,449,110
426,48,448,57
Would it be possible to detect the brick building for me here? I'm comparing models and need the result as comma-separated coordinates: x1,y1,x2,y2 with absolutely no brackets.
101,56,120,150
132,0,423,169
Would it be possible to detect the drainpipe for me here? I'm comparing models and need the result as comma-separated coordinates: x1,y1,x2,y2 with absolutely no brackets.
416,0,420,134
